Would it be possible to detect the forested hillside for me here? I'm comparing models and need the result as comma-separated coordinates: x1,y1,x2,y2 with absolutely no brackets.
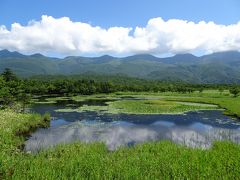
1,50,240,83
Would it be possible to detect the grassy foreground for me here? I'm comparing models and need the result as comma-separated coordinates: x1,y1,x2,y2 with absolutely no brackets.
0,110,50,179
1,108,240,179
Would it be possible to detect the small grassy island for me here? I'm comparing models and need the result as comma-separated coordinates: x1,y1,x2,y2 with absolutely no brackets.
56,99,219,114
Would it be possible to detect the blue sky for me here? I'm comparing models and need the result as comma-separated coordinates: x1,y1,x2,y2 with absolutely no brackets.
0,0,239,56
1,0,239,28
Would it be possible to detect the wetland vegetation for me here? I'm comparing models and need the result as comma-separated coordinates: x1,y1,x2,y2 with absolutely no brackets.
1,108,240,179
55,99,219,114
1,69,240,179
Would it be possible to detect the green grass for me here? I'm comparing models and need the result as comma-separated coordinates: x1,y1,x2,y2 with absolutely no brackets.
34,100,57,104
110,90,231,98
0,108,240,179
56,104,108,113
0,110,50,179
33,96,71,104
162,96,240,117
66,90,240,117
72,94,120,102
8,141,240,179
1,90,240,179
105,100,218,114
55,99,218,114
45,96,71,102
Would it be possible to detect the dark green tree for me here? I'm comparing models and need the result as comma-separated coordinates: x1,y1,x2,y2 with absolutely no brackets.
229,87,240,97
0,76,13,107
1,68,18,82
199,88,204,93
17,92,31,112
219,87,224,94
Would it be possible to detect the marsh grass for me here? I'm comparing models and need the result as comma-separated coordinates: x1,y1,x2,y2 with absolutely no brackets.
45,97,71,101
72,94,120,102
99,90,240,117
55,105,108,113
55,99,218,114
105,100,218,114
1,90,240,178
34,100,57,104
163,96,240,118
0,110,50,178
8,141,240,179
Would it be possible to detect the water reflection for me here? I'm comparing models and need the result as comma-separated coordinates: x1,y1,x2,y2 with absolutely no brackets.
25,99,240,153
25,114,240,152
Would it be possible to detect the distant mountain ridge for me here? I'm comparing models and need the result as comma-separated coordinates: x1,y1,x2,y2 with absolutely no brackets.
0,49,240,83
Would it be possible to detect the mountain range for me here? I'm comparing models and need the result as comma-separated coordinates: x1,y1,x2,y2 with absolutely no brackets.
0,49,240,83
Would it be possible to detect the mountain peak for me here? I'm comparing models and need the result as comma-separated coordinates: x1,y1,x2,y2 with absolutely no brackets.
0,49,10,53
132,54,157,58
0,49,25,58
173,53,197,58
30,53,45,58
206,51,240,58
160,53,199,64
98,55,114,59
0,49,11,56
201,51,240,63
124,54,158,61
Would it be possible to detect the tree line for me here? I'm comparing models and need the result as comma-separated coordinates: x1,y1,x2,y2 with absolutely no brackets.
1,68,240,109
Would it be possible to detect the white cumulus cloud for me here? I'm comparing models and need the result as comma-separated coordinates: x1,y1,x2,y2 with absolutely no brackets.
0,15,240,56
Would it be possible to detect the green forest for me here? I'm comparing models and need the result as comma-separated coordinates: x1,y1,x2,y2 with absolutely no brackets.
1,68,239,108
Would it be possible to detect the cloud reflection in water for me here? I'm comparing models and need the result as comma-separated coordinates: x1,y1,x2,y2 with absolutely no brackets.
25,120,240,153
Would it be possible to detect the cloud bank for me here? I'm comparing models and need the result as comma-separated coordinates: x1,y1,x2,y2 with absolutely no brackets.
0,15,240,56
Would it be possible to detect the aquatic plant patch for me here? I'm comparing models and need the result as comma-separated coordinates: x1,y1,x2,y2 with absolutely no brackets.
54,99,219,114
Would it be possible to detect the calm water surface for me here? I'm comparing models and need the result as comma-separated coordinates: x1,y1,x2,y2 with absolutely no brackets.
25,98,240,152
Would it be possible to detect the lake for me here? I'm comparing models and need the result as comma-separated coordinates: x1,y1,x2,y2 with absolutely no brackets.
25,97,240,152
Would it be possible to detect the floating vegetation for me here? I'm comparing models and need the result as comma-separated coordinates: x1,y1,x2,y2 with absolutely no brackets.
45,96,71,101
54,99,219,114
34,100,57,104
175,101,219,107
105,100,219,114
